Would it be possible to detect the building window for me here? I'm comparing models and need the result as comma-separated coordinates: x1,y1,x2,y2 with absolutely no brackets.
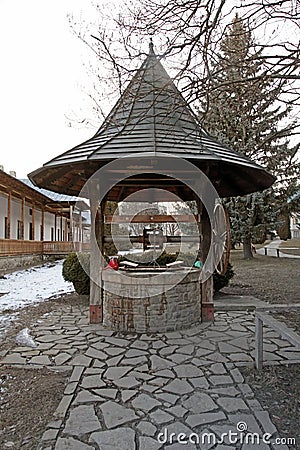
4,217,8,238
17,220,22,239
29,208,32,216
40,224,43,241
51,227,54,241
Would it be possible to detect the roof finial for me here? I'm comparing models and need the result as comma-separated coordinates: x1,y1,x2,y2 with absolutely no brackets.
149,37,155,56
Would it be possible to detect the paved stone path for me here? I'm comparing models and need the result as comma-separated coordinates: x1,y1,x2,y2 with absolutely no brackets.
1,305,300,449
257,239,300,259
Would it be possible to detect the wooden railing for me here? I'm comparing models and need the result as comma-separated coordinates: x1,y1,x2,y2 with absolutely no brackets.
0,239,43,256
43,241,90,254
255,304,300,370
0,239,90,256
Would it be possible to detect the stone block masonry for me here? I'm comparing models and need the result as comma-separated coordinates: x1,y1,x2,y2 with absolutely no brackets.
103,269,201,333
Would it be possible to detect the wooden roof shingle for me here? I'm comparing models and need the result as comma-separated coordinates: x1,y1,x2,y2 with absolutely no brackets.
28,47,275,198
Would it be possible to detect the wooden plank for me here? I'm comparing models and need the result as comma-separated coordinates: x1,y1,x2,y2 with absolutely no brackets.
0,239,87,256
0,239,43,256
256,304,300,312
41,208,44,241
105,214,197,224
103,235,198,243
256,311,300,348
21,197,25,240
31,203,35,241
7,193,11,239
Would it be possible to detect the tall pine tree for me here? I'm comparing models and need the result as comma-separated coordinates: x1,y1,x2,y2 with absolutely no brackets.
202,15,299,259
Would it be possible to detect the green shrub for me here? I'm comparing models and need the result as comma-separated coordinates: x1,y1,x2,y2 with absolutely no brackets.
213,262,235,293
62,253,90,295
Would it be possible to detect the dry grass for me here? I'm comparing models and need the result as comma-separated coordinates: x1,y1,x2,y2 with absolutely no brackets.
224,250,300,304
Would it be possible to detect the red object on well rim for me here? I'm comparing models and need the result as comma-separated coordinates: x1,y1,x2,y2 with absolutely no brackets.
103,257,119,270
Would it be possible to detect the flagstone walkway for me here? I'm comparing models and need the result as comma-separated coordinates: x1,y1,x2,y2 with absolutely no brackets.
1,305,299,450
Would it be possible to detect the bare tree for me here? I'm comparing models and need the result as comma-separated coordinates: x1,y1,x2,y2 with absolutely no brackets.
69,0,300,127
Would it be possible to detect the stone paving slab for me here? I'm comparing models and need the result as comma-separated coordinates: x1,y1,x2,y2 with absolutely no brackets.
0,304,299,449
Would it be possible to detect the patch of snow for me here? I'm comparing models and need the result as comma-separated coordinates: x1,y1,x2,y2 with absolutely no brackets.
16,328,37,348
0,260,74,339
0,260,74,313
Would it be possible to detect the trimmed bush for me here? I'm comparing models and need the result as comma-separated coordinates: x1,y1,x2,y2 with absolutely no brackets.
62,253,90,295
213,262,235,293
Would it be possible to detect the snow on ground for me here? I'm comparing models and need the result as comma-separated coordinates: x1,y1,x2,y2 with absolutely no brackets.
0,260,74,312
0,260,74,337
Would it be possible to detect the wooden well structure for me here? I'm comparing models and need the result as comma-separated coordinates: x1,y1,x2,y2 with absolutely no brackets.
29,44,275,331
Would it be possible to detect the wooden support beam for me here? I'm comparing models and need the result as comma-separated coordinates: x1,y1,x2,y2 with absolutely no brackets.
31,203,35,240
105,214,197,224
21,197,25,240
54,214,57,241
200,206,214,321
89,189,103,324
41,208,44,241
103,235,198,243
6,193,11,239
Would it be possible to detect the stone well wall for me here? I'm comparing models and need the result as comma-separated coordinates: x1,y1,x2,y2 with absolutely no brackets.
102,269,201,333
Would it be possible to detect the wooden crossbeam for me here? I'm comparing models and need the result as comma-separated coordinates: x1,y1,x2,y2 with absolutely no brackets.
103,235,198,243
105,214,198,224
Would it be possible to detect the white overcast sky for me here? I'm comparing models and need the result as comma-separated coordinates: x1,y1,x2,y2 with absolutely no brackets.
0,1,298,179
0,0,100,178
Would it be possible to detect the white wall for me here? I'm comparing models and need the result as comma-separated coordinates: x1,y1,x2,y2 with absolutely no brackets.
44,211,55,241
10,197,21,239
0,193,76,242
34,209,42,241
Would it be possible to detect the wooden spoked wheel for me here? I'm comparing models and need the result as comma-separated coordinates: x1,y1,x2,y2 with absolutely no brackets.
212,203,231,275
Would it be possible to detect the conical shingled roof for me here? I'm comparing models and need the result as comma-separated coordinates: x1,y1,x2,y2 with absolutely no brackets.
28,47,275,198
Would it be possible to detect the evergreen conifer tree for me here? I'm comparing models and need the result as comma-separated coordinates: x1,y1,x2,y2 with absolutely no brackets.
202,15,299,258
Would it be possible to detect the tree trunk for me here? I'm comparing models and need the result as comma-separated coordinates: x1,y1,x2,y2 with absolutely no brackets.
243,237,253,259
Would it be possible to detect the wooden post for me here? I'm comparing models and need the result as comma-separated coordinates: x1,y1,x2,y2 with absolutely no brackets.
255,314,263,370
21,197,25,240
89,189,104,324
65,215,68,242
41,208,44,241
79,210,83,252
201,207,214,322
54,214,57,241
195,197,203,321
6,193,11,239
69,205,73,241
32,204,35,240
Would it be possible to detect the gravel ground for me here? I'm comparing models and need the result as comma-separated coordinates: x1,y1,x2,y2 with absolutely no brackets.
223,251,300,304
241,364,300,449
0,367,69,450
0,293,88,450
